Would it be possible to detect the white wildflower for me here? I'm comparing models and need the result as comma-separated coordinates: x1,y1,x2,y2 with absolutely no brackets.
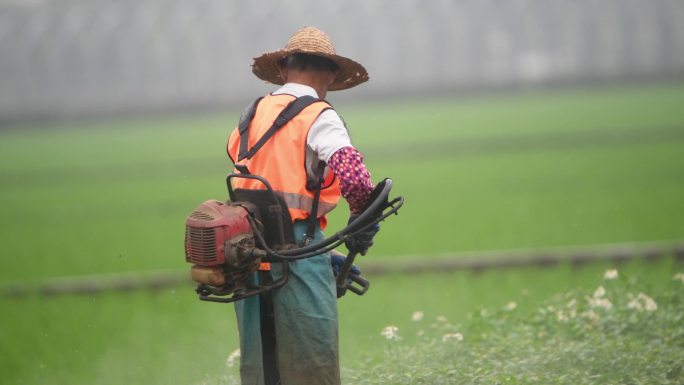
588,296,613,310
436,315,448,323
417,330,424,337
411,311,424,321
627,302,642,311
225,349,240,368
643,296,657,312
581,310,600,322
587,287,612,309
604,269,618,280
381,325,402,341
673,273,684,283
593,286,606,298
442,333,464,342
566,299,577,308
556,310,568,322
627,293,658,312
627,295,641,311
503,301,517,311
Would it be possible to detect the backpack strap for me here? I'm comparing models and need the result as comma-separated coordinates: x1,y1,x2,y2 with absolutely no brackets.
234,95,330,238
303,160,327,245
237,96,263,165
237,95,320,162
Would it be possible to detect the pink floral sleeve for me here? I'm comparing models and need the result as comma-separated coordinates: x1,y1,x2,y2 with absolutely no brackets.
327,146,374,214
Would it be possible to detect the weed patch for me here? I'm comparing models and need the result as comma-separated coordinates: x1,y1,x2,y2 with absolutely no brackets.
347,269,684,384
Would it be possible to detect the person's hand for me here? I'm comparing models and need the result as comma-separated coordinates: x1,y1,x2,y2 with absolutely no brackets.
330,252,361,277
345,214,380,256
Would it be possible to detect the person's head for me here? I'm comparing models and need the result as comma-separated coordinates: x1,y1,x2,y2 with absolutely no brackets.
251,27,369,95
280,53,340,74
277,53,340,98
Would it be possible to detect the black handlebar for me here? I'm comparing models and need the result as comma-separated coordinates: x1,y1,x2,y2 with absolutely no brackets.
227,173,404,261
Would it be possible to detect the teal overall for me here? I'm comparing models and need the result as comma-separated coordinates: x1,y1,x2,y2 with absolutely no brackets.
234,221,340,385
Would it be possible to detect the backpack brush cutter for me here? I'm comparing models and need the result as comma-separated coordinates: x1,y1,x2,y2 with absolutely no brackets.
184,173,404,303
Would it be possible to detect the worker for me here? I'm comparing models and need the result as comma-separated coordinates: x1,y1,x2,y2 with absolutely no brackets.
226,27,379,385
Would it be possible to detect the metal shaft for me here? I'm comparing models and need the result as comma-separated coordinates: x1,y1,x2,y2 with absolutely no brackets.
335,251,358,294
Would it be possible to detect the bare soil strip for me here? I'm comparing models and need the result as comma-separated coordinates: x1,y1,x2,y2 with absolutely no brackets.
3,240,682,298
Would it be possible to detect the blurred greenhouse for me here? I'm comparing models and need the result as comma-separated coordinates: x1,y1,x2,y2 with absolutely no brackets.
0,0,683,121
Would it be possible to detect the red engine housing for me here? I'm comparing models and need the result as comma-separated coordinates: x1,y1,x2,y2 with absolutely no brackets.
184,200,253,266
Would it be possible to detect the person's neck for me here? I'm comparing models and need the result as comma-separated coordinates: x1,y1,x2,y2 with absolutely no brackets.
284,72,329,99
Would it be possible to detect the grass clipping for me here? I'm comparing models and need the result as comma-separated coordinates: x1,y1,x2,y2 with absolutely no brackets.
348,270,684,385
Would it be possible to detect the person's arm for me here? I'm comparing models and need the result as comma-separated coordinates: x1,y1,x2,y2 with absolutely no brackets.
326,146,374,214
328,146,378,256
308,109,379,255
307,109,374,212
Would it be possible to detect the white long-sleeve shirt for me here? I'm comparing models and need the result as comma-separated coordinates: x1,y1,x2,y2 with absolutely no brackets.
272,83,352,180
271,83,374,214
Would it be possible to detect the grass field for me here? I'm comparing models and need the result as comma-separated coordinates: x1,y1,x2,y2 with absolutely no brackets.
347,260,684,385
1,83,683,384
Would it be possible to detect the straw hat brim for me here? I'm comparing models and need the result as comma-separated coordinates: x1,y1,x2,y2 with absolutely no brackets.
252,49,369,91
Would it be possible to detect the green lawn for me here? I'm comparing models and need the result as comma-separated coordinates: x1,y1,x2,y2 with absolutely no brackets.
1,83,683,384
345,258,684,385
2,84,683,282
1,258,679,385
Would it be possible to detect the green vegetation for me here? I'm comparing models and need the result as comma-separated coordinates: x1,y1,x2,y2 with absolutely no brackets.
0,83,683,384
1,84,684,281
348,263,684,385
1,258,680,385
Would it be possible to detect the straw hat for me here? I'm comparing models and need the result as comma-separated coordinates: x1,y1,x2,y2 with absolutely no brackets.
252,27,369,91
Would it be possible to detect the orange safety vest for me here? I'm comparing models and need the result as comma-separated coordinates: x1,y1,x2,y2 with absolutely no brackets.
226,93,341,229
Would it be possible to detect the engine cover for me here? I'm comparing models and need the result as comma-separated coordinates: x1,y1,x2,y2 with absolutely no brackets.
184,200,253,266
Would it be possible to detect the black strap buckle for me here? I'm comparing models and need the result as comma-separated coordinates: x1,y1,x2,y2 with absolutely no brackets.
234,163,250,174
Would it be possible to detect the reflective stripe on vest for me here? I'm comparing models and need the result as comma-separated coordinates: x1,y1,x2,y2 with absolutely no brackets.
226,94,341,229
277,190,338,218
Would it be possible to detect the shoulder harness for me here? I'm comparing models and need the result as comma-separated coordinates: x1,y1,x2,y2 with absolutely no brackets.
234,95,332,243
